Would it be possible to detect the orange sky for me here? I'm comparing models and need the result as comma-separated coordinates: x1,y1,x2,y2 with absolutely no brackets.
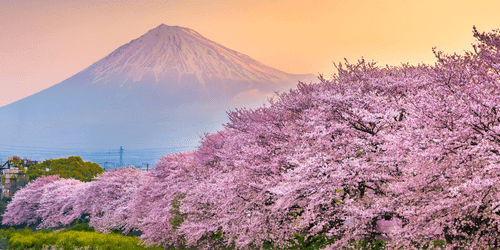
1,0,500,107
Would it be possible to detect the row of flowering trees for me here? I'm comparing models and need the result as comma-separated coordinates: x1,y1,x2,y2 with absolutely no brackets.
2,168,149,231
4,27,500,249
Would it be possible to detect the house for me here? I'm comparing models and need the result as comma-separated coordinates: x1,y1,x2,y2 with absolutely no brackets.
0,156,38,198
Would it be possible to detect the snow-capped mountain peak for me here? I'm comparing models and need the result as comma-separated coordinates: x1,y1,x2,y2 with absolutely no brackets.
0,24,317,166
85,24,300,90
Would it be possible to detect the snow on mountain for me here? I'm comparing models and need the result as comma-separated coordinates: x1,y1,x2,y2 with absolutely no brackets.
0,24,318,166
88,25,294,84
80,24,314,100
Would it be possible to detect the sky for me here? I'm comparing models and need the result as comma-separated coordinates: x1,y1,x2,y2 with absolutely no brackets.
1,0,500,107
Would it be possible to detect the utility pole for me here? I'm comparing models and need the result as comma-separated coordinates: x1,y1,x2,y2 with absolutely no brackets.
119,146,123,168
143,162,150,171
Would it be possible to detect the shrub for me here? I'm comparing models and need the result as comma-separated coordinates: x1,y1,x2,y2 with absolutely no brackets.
7,228,163,250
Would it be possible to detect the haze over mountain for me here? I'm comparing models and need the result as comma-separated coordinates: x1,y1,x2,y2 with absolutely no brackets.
0,24,317,167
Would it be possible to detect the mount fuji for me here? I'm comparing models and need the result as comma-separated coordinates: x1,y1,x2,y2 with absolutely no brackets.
0,24,317,166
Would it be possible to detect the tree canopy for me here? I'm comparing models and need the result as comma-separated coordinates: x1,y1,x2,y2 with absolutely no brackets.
5,27,500,249
26,156,103,182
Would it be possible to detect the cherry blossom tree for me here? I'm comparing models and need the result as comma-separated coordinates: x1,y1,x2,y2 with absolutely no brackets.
2,175,61,226
3,168,149,233
84,167,152,234
172,26,500,249
35,177,90,229
179,61,429,249
2,175,90,229
5,27,500,250
385,26,500,249
130,151,220,248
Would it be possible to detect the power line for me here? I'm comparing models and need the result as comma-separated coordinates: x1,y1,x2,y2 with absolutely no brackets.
0,149,176,154
0,144,198,151
0,140,169,145
0,144,199,166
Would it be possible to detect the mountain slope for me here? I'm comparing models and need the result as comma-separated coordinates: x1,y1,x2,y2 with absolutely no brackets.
0,24,317,166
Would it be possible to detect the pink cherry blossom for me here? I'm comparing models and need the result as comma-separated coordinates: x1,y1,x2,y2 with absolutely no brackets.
5,27,500,250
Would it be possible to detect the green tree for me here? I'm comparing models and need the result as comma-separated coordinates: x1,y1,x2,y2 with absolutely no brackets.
9,158,25,172
26,156,103,182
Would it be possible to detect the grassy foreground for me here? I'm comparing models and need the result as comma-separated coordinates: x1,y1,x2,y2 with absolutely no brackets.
0,222,448,250
0,223,163,250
